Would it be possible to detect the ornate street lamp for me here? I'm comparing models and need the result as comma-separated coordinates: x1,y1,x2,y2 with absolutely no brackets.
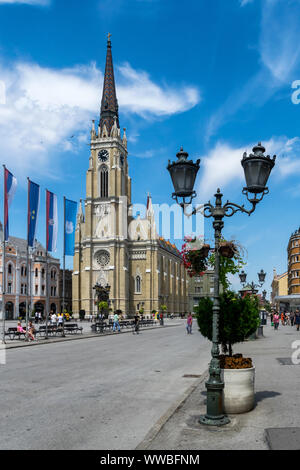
167,147,200,206
239,269,266,294
167,143,275,427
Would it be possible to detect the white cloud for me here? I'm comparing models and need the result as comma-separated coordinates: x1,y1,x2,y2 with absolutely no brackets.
240,0,254,6
260,0,300,83
0,59,200,178
205,0,300,141
0,0,50,5
197,136,300,200
117,63,200,117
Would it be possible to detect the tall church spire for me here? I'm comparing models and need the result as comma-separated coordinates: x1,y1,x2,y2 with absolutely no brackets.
99,34,120,137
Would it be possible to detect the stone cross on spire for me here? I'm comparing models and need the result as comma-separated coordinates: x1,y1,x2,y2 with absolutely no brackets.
99,35,119,136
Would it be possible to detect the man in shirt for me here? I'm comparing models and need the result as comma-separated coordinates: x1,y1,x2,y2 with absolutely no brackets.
113,312,121,333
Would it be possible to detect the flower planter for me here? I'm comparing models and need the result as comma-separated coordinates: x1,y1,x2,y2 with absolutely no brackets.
221,367,255,414
219,242,236,258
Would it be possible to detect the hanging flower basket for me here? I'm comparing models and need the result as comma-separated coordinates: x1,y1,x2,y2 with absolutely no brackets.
186,250,208,273
199,243,211,258
219,241,237,259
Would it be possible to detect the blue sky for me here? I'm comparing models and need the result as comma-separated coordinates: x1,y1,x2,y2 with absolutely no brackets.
1,0,300,296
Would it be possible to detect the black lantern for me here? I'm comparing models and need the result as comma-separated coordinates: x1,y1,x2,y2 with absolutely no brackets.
258,269,266,284
239,270,247,284
167,147,200,205
241,143,276,194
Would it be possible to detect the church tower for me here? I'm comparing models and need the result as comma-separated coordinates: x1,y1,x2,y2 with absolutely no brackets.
73,36,189,319
73,36,131,316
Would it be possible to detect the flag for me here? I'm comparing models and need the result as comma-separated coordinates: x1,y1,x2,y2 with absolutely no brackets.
27,179,40,247
65,198,77,256
4,168,17,241
46,190,58,252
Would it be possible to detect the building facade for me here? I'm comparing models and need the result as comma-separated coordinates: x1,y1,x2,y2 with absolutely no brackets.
0,237,60,320
187,270,216,312
72,38,188,318
59,269,73,313
288,228,300,295
271,269,288,307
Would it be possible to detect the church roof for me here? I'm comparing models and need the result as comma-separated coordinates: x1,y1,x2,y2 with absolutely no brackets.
6,236,59,261
99,35,119,136
158,237,182,258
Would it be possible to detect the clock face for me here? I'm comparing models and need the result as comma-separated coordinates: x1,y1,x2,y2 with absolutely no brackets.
98,150,109,162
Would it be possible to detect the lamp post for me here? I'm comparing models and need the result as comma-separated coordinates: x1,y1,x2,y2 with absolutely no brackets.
167,142,275,426
239,269,266,294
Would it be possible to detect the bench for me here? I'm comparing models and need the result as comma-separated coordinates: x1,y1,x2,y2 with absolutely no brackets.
5,327,26,340
64,323,83,334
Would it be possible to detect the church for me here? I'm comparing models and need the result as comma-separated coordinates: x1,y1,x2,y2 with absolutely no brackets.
72,37,188,318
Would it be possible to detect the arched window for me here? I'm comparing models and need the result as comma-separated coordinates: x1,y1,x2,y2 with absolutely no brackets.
100,165,108,198
8,264,12,275
35,268,38,277
136,275,141,293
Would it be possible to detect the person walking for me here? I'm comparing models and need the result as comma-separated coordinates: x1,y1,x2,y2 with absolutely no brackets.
113,312,121,333
291,311,295,327
295,310,300,331
273,312,280,330
133,313,140,335
186,313,193,334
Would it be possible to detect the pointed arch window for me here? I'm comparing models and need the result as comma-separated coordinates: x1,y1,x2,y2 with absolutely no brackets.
100,164,109,198
136,275,141,293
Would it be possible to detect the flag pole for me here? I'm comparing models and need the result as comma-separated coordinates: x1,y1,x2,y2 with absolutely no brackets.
45,189,49,340
25,176,30,341
62,196,66,337
2,165,6,344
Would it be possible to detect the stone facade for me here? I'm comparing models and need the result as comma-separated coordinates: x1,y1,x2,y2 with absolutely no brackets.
288,228,300,295
72,39,188,318
187,270,221,312
0,237,60,320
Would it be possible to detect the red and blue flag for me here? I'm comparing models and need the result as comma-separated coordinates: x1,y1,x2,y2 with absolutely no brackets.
46,190,58,252
4,168,17,241
27,179,40,247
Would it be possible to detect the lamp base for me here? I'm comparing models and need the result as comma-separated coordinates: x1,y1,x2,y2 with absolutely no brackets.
198,414,230,427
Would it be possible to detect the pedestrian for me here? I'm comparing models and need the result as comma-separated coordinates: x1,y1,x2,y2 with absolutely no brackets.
133,313,140,334
35,311,39,324
113,312,121,333
295,310,300,331
273,312,280,330
28,321,36,341
186,313,193,334
57,314,63,328
51,312,57,326
291,311,295,327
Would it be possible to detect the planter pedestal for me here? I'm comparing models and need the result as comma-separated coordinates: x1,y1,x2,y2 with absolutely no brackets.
221,367,255,414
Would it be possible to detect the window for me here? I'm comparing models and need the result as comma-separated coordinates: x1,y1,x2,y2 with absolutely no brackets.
100,165,108,198
136,275,141,293
7,282,12,293
35,268,38,277
42,285,45,294
21,284,24,294
8,264,12,275
35,285,38,295
41,269,45,279
21,266,24,277
195,287,202,294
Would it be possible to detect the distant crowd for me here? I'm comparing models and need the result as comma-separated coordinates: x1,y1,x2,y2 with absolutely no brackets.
271,310,300,331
